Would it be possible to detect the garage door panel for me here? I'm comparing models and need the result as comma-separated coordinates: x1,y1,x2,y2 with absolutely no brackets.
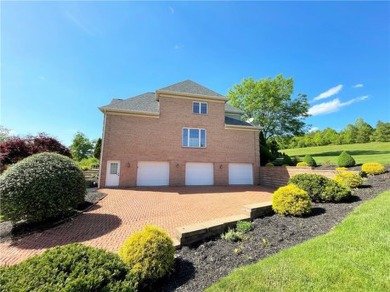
137,162,169,186
229,163,253,185
186,163,214,185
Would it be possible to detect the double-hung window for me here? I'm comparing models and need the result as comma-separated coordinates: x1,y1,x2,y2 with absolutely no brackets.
193,102,208,114
182,128,206,148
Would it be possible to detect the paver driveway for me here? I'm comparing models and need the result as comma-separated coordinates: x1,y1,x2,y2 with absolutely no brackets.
0,186,274,266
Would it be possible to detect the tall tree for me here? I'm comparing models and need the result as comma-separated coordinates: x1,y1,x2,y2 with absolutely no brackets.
228,74,310,140
372,121,390,142
70,132,94,161
354,118,374,143
93,138,102,159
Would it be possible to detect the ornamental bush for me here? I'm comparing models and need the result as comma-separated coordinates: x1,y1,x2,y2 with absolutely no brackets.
303,154,317,167
272,184,311,216
337,151,356,167
361,162,386,175
334,171,363,188
236,220,254,234
0,243,138,291
0,152,85,223
296,161,309,167
322,179,351,202
289,173,329,202
119,225,175,281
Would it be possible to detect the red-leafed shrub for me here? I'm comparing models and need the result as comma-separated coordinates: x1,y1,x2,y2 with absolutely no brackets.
0,133,71,171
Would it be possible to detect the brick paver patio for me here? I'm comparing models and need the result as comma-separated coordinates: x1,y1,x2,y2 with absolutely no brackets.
0,186,274,266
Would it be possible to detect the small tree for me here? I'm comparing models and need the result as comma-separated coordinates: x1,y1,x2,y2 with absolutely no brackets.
0,125,11,142
0,133,71,171
372,121,390,142
93,138,102,159
70,132,94,161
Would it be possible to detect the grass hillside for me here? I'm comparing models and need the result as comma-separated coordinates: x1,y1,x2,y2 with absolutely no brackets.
282,142,390,165
207,190,390,292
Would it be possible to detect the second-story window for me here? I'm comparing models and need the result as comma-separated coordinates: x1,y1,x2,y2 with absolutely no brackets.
193,102,208,114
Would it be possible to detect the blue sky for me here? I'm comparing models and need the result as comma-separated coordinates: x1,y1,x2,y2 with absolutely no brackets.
2,1,389,146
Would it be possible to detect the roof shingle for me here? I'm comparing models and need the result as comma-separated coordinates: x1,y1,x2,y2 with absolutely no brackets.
159,80,223,97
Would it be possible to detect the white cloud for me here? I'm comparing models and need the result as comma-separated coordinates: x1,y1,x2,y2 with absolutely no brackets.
352,84,363,88
38,75,46,80
308,96,369,116
174,44,184,50
169,6,175,14
313,84,343,101
308,126,320,133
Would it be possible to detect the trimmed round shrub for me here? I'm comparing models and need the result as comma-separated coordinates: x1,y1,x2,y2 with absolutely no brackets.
272,184,311,216
289,173,329,202
335,171,363,188
337,151,356,167
322,179,351,202
361,162,385,175
265,162,274,167
0,243,138,291
303,154,317,167
119,225,175,281
0,152,86,223
296,161,309,167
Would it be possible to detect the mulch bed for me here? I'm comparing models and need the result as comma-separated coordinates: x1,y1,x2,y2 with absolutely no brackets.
153,168,390,292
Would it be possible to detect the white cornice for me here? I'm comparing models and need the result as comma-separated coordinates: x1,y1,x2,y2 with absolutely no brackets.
156,90,228,103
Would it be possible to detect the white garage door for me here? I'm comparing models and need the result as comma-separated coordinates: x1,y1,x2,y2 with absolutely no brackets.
185,163,214,185
137,161,169,186
229,163,253,185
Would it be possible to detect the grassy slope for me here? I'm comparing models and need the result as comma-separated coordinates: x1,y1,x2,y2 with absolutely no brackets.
207,190,390,292
282,142,390,165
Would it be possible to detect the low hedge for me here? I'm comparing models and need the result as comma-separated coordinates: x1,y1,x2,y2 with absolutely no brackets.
0,243,138,291
361,162,385,175
289,173,351,202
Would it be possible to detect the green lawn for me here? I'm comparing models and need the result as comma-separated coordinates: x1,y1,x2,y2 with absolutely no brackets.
282,142,390,165
207,190,390,292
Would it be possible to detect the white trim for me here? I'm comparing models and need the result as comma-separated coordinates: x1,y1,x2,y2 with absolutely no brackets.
99,107,160,117
182,128,207,148
225,124,262,131
192,101,208,114
156,90,227,102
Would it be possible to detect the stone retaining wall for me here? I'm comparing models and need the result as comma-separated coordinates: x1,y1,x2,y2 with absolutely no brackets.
259,166,336,188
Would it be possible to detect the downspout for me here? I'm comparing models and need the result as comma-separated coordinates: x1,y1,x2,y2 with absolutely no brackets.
98,112,107,188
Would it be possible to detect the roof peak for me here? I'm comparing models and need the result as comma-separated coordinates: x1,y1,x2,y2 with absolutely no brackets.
158,80,224,97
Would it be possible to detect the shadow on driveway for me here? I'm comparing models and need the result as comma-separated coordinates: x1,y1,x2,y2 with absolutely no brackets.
10,213,122,250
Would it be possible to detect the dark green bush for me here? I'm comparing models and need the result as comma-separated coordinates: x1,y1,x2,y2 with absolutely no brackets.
289,173,329,202
303,154,317,167
0,152,86,223
0,243,138,291
337,151,356,167
322,180,351,202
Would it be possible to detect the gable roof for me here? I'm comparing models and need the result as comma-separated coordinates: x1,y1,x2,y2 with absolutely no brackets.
158,80,223,97
99,80,243,117
100,92,159,113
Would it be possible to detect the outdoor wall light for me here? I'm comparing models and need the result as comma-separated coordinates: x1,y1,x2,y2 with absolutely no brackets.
176,163,180,168
220,164,223,169
127,162,130,168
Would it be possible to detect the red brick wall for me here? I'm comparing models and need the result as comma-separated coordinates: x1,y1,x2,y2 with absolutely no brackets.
100,95,260,187
259,166,336,188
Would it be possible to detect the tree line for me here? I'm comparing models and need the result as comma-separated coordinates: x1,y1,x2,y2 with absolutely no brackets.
278,119,390,149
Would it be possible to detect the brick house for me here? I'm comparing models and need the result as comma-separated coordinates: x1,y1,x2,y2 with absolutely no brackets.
98,80,260,187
